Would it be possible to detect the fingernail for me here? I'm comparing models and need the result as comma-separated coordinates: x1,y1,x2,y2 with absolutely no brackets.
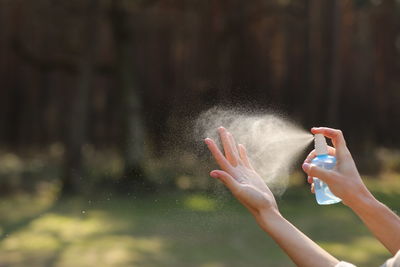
302,163,310,172
210,171,219,178
204,138,211,144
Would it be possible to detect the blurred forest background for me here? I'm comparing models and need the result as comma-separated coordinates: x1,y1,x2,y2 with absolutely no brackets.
1,0,400,266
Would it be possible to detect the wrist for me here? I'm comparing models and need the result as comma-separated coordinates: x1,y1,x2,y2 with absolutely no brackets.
253,207,283,230
343,184,376,210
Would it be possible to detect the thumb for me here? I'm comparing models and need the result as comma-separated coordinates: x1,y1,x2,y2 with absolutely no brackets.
210,170,239,192
302,163,335,184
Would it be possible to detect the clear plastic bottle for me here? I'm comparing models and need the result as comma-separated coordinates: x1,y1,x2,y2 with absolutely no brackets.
311,134,341,205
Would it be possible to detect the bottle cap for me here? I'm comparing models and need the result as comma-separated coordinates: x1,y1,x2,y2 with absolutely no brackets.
314,134,328,155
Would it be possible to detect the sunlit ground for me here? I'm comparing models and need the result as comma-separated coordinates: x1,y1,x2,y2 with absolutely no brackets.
1,174,399,267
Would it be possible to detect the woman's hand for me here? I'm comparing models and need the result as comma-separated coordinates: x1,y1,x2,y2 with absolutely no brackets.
205,127,343,266
303,127,400,255
205,127,278,216
206,127,340,266
302,127,372,207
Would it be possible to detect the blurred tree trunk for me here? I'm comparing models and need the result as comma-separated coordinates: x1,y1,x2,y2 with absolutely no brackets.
211,0,233,103
372,0,397,141
62,0,99,195
327,0,343,127
0,0,9,144
110,1,150,192
306,0,326,124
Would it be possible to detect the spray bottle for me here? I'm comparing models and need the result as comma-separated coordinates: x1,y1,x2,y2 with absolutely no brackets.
311,134,341,205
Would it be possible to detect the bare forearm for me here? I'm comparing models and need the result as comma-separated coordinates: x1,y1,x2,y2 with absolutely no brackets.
348,191,400,255
255,210,339,267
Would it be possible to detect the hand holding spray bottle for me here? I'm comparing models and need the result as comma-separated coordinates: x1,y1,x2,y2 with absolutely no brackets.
311,134,341,205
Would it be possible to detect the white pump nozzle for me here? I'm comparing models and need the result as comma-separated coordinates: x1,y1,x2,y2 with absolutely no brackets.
314,134,328,155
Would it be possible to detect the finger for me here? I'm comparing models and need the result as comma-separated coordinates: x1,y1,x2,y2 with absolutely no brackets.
238,144,253,169
311,183,315,194
218,127,238,166
304,146,336,163
210,170,240,193
227,132,240,158
205,138,232,172
304,150,316,164
311,127,350,159
307,176,313,184
302,163,336,184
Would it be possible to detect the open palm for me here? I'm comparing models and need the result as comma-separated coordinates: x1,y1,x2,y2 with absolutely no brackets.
205,127,278,215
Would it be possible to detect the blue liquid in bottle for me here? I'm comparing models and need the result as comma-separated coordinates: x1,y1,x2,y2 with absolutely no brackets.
311,134,341,205
311,154,341,205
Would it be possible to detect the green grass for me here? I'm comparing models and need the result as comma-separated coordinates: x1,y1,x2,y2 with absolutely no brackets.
0,178,399,267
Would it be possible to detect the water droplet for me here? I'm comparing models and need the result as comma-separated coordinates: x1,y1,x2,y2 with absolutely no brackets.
82,210,86,214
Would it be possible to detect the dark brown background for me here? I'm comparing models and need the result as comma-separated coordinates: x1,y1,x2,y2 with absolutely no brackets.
1,0,399,194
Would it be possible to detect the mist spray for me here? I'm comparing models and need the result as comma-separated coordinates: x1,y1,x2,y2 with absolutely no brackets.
311,134,341,205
